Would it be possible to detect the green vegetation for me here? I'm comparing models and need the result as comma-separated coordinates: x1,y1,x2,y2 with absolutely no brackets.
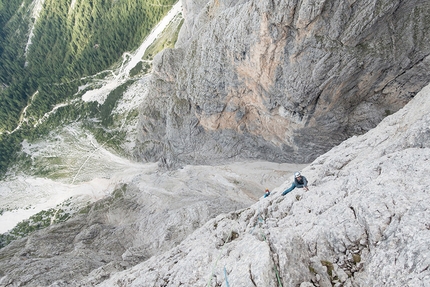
321,260,334,277
101,81,133,127
0,0,178,177
27,0,175,82
79,184,127,214
0,0,182,249
0,184,127,249
0,207,71,248
384,109,393,117
0,0,35,132
143,17,184,61
352,253,361,263
80,79,135,156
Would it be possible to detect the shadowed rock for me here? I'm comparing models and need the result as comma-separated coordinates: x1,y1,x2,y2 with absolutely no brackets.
136,0,430,166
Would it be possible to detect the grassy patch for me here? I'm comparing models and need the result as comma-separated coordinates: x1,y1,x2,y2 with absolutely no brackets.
384,109,392,117
352,253,361,263
321,260,334,277
309,266,317,274
100,81,135,127
143,16,184,61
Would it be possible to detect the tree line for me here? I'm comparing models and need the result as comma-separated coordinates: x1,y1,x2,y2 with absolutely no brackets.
0,0,177,176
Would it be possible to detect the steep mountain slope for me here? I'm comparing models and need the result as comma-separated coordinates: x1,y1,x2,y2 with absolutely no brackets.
0,1,429,286
136,0,430,166
93,80,430,286
0,1,184,241
3,68,427,287
0,160,305,286
0,0,177,175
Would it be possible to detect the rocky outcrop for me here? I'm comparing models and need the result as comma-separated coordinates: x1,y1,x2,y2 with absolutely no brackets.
92,80,430,286
136,0,430,166
1,82,428,287
0,162,302,286
1,1,429,286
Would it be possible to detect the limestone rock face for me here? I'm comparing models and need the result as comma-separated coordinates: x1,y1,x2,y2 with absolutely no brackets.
1,55,429,287
92,81,430,287
1,1,429,286
136,0,430,165
0,162,302,286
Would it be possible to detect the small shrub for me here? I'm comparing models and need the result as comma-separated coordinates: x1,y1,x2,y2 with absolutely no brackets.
321,260,334,277
352,253,361,263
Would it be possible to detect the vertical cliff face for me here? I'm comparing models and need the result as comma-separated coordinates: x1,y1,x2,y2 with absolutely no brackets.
136,0,430,166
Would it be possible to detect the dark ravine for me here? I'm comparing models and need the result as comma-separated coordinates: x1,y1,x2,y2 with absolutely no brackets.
135,0,430,166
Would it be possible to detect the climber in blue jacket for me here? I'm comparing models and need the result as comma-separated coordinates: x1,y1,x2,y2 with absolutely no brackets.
282,171,309,196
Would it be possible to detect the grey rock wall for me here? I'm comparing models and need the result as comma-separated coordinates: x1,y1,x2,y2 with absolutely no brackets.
95,80,430,287
0,162,302,286
2,1,428,286
2,81,428,286
136,0,430,166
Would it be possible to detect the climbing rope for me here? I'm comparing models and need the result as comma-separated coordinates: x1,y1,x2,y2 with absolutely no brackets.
250,201,283,287
207,230,233,287
224,266,231,287
207,200,284,287
249,201,265,235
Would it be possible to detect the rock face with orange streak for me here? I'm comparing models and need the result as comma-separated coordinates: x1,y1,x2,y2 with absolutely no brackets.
136,0,430,167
